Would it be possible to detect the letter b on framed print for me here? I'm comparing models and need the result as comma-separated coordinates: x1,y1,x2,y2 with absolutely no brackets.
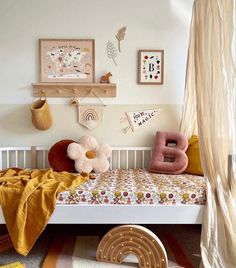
138,50,164,85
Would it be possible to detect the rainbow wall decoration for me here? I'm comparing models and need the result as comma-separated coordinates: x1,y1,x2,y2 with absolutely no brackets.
78,104,103,130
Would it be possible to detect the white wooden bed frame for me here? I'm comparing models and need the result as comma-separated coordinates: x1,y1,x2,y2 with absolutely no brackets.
0,147,204,225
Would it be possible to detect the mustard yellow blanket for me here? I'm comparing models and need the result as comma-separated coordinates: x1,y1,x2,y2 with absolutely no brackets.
0,168,88,256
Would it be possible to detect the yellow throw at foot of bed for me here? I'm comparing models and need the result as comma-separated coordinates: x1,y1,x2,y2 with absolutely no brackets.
0,168,89,256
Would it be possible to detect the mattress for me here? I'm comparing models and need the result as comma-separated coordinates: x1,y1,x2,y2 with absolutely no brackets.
57,169,206,205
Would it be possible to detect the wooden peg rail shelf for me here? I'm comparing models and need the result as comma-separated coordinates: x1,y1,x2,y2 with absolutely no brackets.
32,83,116,97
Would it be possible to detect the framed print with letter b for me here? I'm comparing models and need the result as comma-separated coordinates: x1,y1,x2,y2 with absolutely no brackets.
138,50,164,85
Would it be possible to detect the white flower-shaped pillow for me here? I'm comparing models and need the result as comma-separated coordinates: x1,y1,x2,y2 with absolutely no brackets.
67,136,112,173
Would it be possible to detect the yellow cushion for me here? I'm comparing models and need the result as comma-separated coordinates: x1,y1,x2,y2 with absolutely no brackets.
185,135,204,176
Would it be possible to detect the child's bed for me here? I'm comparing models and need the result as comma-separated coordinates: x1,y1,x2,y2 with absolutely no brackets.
0,146,205,224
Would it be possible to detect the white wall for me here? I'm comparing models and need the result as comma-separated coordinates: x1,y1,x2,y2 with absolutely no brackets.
0,0,193,147
0,0,193,105
0,104,182,147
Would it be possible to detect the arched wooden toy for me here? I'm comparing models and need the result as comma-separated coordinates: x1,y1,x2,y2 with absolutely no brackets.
96,225,168,268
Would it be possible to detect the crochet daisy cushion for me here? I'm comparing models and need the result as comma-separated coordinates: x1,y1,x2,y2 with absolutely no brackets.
67,136,112,173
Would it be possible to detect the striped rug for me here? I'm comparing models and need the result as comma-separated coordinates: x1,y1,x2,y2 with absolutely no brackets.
42,231,200,268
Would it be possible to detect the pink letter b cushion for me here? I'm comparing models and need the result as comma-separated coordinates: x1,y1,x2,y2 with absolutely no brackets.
149,131,188,174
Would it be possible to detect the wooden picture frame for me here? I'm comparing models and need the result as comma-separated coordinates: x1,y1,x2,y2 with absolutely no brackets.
39,39,95,83
137,50,164,85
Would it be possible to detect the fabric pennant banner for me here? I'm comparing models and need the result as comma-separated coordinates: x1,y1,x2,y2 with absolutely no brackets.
78,104,103,130
123,109,159,132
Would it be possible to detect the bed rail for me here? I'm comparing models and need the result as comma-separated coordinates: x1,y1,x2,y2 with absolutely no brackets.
0,146,152,170
0,146,205,225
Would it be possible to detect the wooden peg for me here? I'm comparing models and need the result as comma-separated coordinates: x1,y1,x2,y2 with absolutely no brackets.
70,97,78,106
40,89,46,98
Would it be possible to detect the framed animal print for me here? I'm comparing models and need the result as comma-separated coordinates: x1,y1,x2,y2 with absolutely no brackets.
137,50,164,85
39,39,95,83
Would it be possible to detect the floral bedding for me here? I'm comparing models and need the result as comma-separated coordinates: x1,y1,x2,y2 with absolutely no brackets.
56,169,206,205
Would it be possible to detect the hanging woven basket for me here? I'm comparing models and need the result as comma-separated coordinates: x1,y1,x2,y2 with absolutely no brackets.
31,98,52,130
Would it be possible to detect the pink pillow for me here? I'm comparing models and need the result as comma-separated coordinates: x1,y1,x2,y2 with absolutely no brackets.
149,131,188,174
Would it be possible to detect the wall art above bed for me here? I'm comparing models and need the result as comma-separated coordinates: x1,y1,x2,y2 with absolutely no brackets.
138,50,164,85
121,109,159,133
39,39,95,83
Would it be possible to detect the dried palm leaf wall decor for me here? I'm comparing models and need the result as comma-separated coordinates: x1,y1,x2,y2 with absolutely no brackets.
106,26,127,65
116,26,127,52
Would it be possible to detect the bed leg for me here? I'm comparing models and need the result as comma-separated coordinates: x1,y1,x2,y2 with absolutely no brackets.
96,225,168,268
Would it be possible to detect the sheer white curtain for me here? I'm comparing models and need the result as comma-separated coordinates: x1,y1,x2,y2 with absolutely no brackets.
180,0,236,267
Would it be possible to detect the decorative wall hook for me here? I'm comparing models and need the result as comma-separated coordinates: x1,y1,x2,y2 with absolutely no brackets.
40,89,46,98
